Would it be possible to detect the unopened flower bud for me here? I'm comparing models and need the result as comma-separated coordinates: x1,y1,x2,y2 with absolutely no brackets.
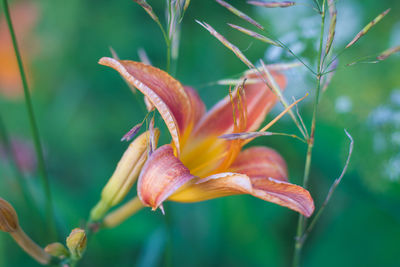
90,130,159,221
0,198,19,232
45,242,69,259
66,228,87,260
0,198,52,265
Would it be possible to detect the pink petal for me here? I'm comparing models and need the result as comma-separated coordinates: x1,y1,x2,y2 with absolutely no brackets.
251,177,314,217
137,145,195,210
184,86,206,127
170,172,314,217
98,58,205,154
229,146,288,181
192,70,286,138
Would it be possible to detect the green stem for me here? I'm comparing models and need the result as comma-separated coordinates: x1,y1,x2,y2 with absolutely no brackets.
155,19,171,73
292,0,326,266
1,0,56,239
166,40,171,73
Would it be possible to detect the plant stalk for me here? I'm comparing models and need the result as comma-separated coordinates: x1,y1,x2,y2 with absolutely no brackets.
1,0,56,238
292,0,326,266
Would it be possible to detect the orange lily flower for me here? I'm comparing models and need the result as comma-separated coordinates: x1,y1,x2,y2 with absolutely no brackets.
0,1,38,99
99,57,314,217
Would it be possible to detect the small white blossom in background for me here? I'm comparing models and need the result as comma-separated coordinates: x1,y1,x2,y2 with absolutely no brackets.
335,95,353,114
265,45,282,61
369,106,393,126
368,88,400,182
391,132,400,146
390,89,400,106
385,155,400,181
299,15,320,39
389,21,400,47
373,133,387,153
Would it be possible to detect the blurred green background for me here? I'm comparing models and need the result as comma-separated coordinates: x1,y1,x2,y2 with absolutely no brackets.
1,0,399,266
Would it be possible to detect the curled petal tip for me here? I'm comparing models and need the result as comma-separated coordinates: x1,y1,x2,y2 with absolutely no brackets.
138,145,195,209
98,57,204,155
98,56,112,65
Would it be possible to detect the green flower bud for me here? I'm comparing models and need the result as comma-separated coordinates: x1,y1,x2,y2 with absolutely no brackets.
66,228,87,260
45,242,69,259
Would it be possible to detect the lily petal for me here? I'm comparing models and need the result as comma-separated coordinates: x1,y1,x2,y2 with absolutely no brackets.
251,177,314,217
184,86,206,127
180,86,206,145
137,144,195,210
193,70,286,137
180,70,285,177
229,146,288,181
170,172,314,217
99,58,201,153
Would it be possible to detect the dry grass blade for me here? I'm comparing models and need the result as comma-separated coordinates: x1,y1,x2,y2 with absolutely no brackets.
196,20,255,69
322,59,337,92
228,23,280,46
121,111,153,141
292,96,309,139
325,0,337,55
220,131,305,142
260,60,306,138
258,93,308,133
241,93,308,146
217,78,259,86
132,0,160,23
247,1,295,8
183,0,191,13
377,45,400,61
121,123,143,141
221,131,272,140
216,0,264,30
247,62,302,72
345,8,391,49
138,48,152,65
148,116,156,154
109,46,120,60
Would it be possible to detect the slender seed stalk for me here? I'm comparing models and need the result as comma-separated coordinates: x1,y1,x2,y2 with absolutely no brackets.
292,0,326,266
300,130,353,244
1,0,56,238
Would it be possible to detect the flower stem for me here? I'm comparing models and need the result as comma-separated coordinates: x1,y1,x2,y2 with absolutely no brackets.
292,0,326,266
1,0,56,239
10,227,53,265
102,196,144,228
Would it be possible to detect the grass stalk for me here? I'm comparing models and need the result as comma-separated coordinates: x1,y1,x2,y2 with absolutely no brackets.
1,0,56,239
292,0,326,266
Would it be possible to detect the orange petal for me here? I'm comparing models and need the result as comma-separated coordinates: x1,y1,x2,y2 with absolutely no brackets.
193,69,286,138
98,58,203,153
251,177,314,217
137,144,195,210
180,86,207,146
184,86,206,127
0,1,38,99
169,172,314,217
229,146,288,181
